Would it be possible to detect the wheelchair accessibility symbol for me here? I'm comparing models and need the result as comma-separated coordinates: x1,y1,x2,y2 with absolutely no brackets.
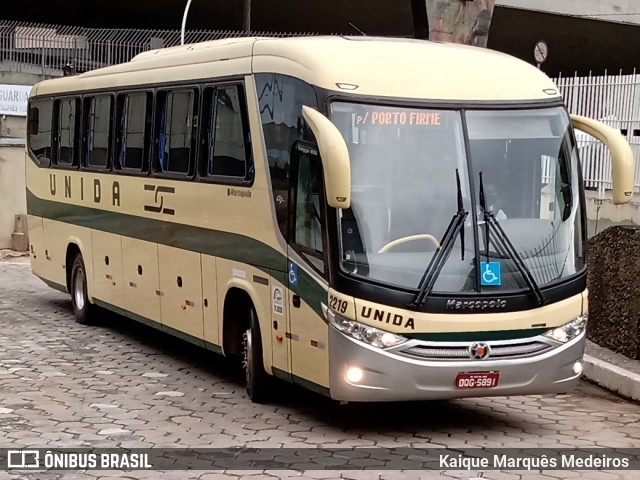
481,262,501,286
288,262,298,286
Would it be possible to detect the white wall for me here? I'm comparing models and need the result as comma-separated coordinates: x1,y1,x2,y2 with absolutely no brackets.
586,195,640,237
0,145,26,249
497,0,640,26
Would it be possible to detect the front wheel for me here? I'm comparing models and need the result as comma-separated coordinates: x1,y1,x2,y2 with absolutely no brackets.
243,309,271,403
70,253,96,325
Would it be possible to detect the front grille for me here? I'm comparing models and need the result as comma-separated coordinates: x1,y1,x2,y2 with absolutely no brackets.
401,341,552,360
490,342,551,358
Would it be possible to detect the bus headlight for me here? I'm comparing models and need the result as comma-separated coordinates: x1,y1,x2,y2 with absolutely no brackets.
327,309,407,348
543,315,587,343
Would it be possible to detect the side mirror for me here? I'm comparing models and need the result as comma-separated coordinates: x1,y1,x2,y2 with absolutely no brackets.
571,114,635,205
302,106,351,209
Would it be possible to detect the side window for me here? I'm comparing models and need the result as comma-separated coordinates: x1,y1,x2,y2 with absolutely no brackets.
28,99,53,165
208,85,251,179
116,92,150,172
157,90,195,175
291,143,325,274
55,98,79,166
84,95,112,169
255,74,318,240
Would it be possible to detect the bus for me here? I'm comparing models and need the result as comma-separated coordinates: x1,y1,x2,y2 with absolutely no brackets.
25,36,634,403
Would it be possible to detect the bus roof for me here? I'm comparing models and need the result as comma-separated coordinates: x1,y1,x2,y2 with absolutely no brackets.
31,36,561,103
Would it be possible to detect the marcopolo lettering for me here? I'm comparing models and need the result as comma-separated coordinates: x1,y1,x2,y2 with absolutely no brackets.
361,306,415,330
446,299,508,311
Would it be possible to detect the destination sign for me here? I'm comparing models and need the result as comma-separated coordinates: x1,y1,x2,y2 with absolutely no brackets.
355,110,443,127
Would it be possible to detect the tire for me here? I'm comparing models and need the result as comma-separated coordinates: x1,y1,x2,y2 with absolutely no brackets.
243,308,271,403
70,253,96,325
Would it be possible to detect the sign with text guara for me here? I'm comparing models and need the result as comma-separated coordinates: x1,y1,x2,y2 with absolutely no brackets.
0,85,32,117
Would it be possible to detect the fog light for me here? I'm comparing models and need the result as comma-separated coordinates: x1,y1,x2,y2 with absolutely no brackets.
345,367,364,383
572,361,583,376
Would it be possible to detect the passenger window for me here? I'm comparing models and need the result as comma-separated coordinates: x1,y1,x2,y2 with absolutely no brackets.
117,92,150,172
28,99,53,165
291,143,325,274
157,90,194,175
84,95,112,169
209,86,250,178
56,98,79,166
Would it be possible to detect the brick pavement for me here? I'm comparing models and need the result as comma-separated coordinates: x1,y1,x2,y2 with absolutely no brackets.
0,258,639,480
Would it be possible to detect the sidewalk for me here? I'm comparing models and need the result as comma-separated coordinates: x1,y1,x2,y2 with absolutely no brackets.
0,249,28,260
584,340,640,403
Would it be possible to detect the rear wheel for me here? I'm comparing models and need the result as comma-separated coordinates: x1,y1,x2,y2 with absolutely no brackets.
70,253,96,325
243,309,271,403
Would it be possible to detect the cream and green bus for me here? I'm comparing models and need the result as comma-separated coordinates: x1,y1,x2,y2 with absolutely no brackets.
26,36,634,402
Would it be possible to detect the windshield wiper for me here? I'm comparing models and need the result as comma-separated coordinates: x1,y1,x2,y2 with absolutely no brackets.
478,172,545,306
409,170,468,309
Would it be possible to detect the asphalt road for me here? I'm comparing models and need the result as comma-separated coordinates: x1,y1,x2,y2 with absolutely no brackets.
0,257,639,480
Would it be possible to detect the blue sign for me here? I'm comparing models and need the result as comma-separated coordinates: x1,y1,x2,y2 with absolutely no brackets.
481,262,501,286
288,262,298,286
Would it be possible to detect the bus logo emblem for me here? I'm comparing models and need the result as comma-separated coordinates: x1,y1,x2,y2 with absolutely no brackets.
143,185,175,215
470,342,490,360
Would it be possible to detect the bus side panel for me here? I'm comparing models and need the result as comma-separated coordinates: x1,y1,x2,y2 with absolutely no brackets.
122,237,161,323
289,295,330,390
202,255,220,348
27,215,47,279
158,244,204,340
269,273,291,379
91,231,124,308
42,219,91,289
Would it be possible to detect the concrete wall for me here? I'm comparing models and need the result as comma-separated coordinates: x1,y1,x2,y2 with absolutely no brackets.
586,195,640,238
497,0,640,26
0,71,44,249
0,145,26,249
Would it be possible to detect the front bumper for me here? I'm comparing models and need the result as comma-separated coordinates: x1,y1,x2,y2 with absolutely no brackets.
328,327,585,402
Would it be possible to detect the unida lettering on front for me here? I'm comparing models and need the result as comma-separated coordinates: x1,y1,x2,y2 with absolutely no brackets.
361,306,415,330
446,299,507,311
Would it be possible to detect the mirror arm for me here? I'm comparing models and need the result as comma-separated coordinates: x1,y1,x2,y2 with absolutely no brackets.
571,114,635,205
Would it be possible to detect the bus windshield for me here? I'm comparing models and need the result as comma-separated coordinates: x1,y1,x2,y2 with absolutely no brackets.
330,102,585,294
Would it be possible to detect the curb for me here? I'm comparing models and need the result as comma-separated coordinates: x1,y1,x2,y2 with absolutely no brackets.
583,353,640,403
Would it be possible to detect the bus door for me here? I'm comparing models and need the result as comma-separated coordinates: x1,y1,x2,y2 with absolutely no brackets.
287,142,330,387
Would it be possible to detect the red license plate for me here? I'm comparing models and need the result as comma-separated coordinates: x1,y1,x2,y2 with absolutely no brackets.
455,372,500,389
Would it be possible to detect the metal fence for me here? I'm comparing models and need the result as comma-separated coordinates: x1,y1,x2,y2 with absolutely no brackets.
554,71,640,197
0,20,314,75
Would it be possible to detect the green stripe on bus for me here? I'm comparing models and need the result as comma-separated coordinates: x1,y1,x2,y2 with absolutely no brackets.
272,366,330,397
406,328,549,342
27,189,327,317
27,189,285,271
37,275,67,294
94,298,226,353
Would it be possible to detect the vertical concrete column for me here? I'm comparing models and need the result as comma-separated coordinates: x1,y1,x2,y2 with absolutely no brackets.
11,215,29,252
426,0,495,47
0,146,27,249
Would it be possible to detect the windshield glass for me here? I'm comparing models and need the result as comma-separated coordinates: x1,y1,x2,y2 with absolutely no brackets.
467,107,585,292
331,103,474,291
331,102,585,294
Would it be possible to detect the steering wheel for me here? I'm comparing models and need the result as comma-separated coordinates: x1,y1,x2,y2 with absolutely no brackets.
377,234,441,253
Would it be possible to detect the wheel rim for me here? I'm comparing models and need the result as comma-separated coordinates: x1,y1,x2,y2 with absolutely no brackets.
74,267,86,311
244,328,253,387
